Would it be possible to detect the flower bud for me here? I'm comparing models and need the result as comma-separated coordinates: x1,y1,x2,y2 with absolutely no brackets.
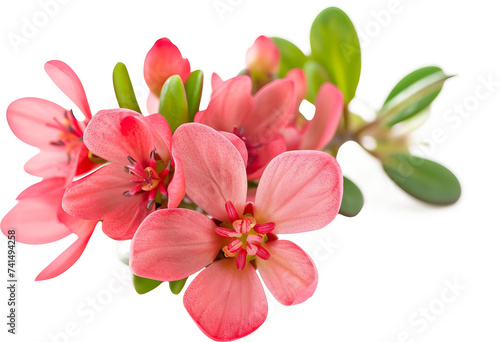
246,36,280,76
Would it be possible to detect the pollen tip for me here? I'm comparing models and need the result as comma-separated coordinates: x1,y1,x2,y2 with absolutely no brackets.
123,191,132,197
127,156,137,165
147,199,155,210
124,166,131,174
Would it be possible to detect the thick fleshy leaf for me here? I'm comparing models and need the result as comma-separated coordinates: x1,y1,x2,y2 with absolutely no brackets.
272,37,308,78
303,60,330,103
383,153,461,205
1,178,70,244
310,7,361,104
339,176,364,217
45,60,92,120
185,70,204,122
133,274,163,294
83,109,153,166
113,62,142,113
158,75,189,133
242,79,295,145
256,240,318,305
35,219,96,281
184,259,268,341
130,209,222,281
380,67,450,126
169,277,188,295
299,82,343,150
197,75,253,133
255,151,343,234
7,98,69,151
62,164,153,240
172,124,247,222
144,38,191,96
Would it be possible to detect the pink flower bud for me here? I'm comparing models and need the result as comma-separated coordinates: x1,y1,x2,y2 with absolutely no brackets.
245,36,280,75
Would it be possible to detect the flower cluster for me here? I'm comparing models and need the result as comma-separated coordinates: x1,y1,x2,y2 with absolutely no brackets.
1,6,460,341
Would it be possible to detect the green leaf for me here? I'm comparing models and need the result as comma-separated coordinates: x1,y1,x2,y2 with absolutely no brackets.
133,274,162,295
383,153,461,205
158,75,189,133
185,70,204,122
339,176,364,217
381,67,448,126
310,7,361,104
169,278,188,295
272,37,308,78
303,60,330,102
112,62,142,113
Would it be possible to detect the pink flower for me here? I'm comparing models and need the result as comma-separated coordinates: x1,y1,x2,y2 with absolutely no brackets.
144,38,191,113
130,123,343,341
282,68,344,151
1,178,98,280
195,74,295,179
6,60,100,183
62,109,185,240
246,35,280,76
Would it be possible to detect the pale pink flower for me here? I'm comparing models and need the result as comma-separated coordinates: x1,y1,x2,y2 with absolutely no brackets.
246,35,280,76
130,123,343,341
195,74,295,179
6,60,100,183
62,109,184,240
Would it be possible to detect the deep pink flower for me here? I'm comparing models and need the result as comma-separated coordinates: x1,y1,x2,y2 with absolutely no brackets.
282,68,344,151
130,123,343,341
246,35,280,76
1,178,98,280
62,109,184,240
6,60,100,183
144,38,191,113
195,74,295,179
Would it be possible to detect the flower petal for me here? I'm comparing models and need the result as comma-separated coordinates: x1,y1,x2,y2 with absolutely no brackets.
44,60,92,120
299,82,344,150
146,92,160,114
286,68,307,113
219,131,248,168
211,73,223,93
197,76,253,133
142,113,172,162
144,38,191,97
242,79,295,145
184,259,268,341
130,209,222,281
1,179,70,244
256,240,318,305
83,109,154,166
35,219,97,281
246,135,286,180
255,151,343,234
172,123,247,222
7,98,68,151
62,164,152,240
24,150,72,179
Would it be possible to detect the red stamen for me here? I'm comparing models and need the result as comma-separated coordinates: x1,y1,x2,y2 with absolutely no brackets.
225,201,239,222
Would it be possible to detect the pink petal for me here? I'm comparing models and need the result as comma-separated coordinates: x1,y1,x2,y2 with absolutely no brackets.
242,79,295,145
299,83,344,150
219,131,248,168
167,154,185,209
184,259,268,341
62,164,153,240
197,76,253,133
172,123,247,222
1,179,70,244
281,125,302,151
144,38,191,97
211,73,223,93
44,60,92,120
131,209,222,281
255,151,343,234
146,92,160,114
83,109,154,166
7,98,68,151
35,219,97,281
286,68,307,111
24,150,72,179
142,113,172,162
246,36,280,74
256,240,318,305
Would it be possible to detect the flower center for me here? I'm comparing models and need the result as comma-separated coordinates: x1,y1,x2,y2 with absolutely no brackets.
215,201,275,270
232,126,262,170
123,151,173,210
47,110,85,160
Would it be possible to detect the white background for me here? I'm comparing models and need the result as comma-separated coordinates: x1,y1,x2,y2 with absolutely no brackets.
1,0,499,341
